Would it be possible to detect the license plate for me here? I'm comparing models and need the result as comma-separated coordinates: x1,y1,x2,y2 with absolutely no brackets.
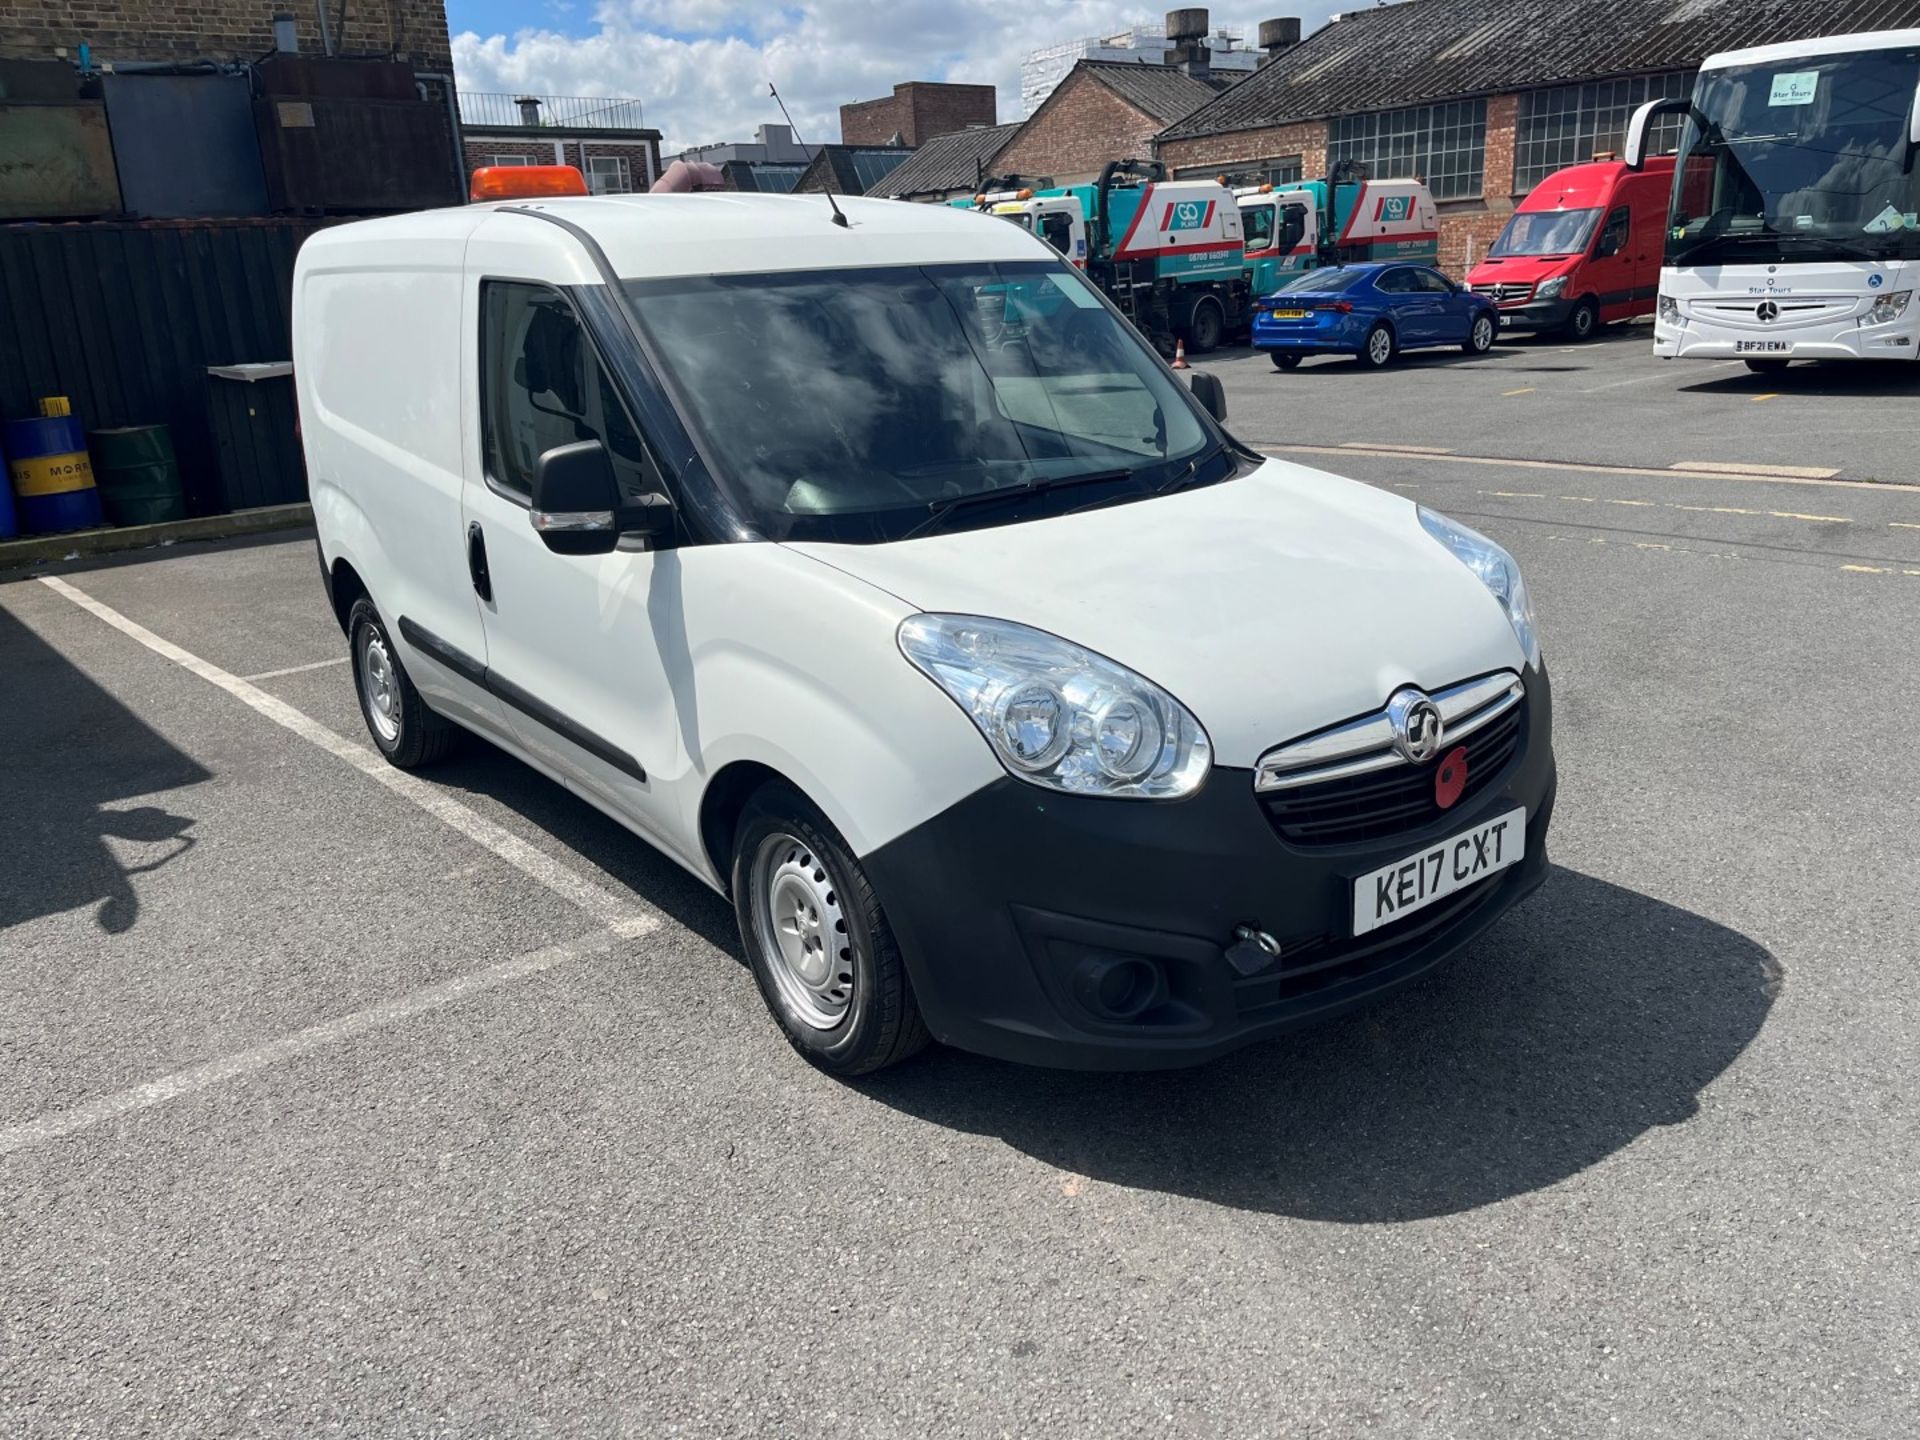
1352,807,1526,937
1273,308,1308,319
1735,340,1790,353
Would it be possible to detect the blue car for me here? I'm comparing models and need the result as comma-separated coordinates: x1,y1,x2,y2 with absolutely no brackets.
1252,263,1500,370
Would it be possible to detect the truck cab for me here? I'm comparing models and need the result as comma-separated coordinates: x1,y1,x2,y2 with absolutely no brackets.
1236,175,1438,297
1467,157,1673,339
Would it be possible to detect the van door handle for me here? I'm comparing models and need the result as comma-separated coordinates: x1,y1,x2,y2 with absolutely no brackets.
467,523,492,603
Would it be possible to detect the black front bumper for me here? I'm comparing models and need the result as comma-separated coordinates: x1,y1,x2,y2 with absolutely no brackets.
864,668,1557,1069
1494,298,1574,331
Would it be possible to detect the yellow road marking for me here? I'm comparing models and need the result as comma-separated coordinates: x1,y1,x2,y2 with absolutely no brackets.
1338,441,1453,455
1842,564,1891,574
1605,498,1655,507
1751,392,1780,403
1484,491,1546,498
1502,387,1535,397
1892,522,1920,531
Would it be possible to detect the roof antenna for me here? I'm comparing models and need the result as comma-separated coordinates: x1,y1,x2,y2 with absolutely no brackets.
769,82,849,228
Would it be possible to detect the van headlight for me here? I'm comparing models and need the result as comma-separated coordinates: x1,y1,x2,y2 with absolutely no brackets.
898,614,1211,798
1535,275,1568,300
1418,508,1542,668
1869,289,1911,325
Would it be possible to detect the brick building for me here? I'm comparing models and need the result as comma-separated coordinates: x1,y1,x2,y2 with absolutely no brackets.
0,0,452,68
840,82,995,147
459,94,662,194
1157,0,1920,275
877,122,1024,202
994,58,1232,189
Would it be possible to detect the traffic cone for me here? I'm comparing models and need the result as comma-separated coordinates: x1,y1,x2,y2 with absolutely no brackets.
1170,337,1189,370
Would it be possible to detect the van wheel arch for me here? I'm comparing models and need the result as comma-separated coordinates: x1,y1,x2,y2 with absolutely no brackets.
329,557,369,635
700,760,791,894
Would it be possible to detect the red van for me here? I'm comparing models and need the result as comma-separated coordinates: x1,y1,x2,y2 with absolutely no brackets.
1468,157,1673,340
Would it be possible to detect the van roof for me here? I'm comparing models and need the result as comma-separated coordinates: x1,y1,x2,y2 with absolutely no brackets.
1517,156,1672,211
308,193,1053,282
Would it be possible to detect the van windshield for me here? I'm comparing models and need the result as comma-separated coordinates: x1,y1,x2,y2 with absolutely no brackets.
622,261,1229,543
1489,208,1602,257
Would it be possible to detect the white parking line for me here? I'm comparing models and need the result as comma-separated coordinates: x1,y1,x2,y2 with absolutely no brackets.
239,655,350,682
0,920,656,1158
1263,444,1902,493
1580,360,1742,392
37,574,650,927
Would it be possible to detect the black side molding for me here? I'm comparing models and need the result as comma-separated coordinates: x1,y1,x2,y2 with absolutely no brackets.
395,615,646,782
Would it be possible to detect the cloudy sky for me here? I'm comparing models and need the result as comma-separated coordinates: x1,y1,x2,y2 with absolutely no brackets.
449,1,1347,155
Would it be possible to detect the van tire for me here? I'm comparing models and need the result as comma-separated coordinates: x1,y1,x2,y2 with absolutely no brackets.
1186,297,1225,354
1564,298,1600,341
347,598,457,769
732,781,931,1076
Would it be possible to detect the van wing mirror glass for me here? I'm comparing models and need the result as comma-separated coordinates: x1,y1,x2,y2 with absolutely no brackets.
1624,97,1690,169
1188,370,1227,423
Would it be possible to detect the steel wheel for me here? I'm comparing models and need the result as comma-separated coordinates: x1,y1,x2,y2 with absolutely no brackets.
1566,298,1599,341
358,627,402,746
751,832,852,1031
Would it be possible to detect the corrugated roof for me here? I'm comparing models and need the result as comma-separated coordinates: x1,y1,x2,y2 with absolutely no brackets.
1161,0,1920,140
1081,58,1238,124
876,122,1025,197
793,145,913,196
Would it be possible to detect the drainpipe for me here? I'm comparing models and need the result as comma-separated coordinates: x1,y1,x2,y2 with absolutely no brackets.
314,0,335,55
414,73,468,200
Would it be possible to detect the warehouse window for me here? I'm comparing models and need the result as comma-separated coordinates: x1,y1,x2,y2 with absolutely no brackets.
1176,155,1304,188
488,154,534,166
1326,101,1485,200
1514,71,1693,192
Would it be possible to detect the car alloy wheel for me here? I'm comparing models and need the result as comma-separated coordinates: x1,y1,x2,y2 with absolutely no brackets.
1362,324,1395,367
1468,315,1494,353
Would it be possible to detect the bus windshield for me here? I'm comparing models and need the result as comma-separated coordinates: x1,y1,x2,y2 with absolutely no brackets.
1668,44,1920,265
1489,208,1602,257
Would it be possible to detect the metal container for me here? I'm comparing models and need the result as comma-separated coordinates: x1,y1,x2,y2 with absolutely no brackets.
5,398,104,534
0,101,122,220
206,363,308,510
91,424,186,526
103,72,268,219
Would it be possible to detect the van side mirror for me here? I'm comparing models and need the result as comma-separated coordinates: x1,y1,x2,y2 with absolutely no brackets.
529,439,674,555
1188,370,1227,423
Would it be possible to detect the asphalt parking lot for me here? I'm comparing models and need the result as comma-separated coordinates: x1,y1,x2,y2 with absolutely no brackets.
4,329,1919,1437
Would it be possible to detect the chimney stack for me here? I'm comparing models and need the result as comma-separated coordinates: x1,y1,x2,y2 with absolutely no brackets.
515,95,542,126
1165,8,1212,82
1259,17,1302,59
271,12,299,52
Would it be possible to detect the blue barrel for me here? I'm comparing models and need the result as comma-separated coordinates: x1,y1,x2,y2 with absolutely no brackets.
5,401,104,535
0,433,15,540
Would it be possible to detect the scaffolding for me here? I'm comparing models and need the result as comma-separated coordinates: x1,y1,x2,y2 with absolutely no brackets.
1019,23,1256,117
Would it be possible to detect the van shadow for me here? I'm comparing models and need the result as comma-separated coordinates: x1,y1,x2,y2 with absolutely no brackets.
857,867,1780,1222
0,602,207,933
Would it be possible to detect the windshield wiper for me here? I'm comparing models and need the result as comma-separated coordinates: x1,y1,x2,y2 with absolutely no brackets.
896,467,1137,542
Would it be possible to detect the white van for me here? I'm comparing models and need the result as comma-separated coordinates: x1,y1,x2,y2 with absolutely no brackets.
294,168,1557,1075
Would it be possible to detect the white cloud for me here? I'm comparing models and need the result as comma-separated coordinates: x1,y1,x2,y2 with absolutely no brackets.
453,2,1346,156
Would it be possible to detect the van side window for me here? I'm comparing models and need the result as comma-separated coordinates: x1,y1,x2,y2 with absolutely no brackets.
479,280,662,504
1594,206,1632,259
